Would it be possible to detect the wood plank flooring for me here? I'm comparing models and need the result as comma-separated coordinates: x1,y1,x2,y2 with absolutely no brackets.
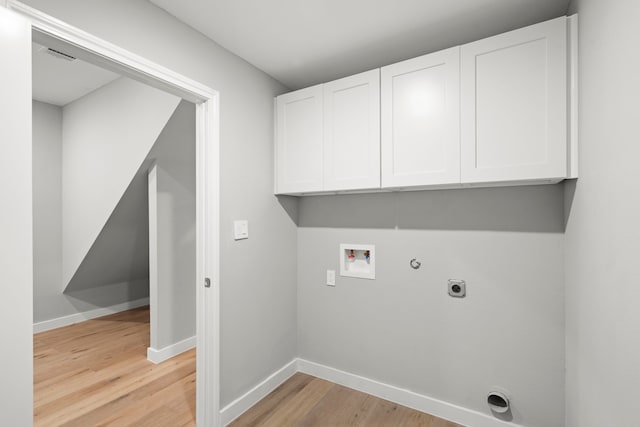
230,373,464,427
34,306,196,427
36,307,461,426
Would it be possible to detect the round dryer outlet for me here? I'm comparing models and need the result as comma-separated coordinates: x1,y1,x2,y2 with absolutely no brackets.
448,279,466,298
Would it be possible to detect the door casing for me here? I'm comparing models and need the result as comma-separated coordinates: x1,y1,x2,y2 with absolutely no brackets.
5,1,221,425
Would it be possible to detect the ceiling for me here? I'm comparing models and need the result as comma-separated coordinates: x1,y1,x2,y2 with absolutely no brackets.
149,0,571,90
32,42,120,106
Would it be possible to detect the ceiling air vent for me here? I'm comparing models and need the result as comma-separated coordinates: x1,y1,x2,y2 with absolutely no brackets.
44,47,76,62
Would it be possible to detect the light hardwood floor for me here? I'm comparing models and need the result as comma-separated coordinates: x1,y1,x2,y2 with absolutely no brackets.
34,306,196,427
230,373,464,427
36,307,461,427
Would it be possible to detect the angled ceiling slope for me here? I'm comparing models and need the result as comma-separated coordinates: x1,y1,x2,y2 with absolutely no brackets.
150,0,571,90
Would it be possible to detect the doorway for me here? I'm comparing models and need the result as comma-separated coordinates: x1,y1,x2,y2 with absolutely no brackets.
32,42,199,423
0,3,220,426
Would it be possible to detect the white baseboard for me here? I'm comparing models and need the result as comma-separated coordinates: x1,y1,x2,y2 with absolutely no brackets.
33,297,150,334
218,357,521,427
296,359,522,427
147,335,196,364
220,359,298,426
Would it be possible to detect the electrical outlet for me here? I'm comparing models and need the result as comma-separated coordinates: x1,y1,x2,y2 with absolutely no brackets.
448,279,466,298
326,270,336,287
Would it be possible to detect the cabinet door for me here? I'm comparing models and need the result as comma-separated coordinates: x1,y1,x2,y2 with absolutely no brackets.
381,47,460,188
461,17,567,183
324,69,380,191
275,85,323,194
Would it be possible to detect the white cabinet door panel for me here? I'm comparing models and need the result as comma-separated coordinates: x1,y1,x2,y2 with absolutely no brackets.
324,69,380,191
461,17,567,183
275,85,323,193
381,47,460,188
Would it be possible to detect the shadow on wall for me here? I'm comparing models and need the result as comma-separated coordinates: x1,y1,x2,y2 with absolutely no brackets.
63,280,149,316
62,100,196,315
64,171,150,295
563,178,577,231
294,184,566,233
276,195,300,225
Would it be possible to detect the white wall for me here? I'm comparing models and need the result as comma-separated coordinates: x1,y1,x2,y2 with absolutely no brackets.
62,76,180,288
148,101,196,350
0,8,33,425
565,0,640,425
298,186,565,427
19,0,297,407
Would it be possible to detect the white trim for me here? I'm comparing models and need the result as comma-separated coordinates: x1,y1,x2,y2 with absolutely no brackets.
196,96,221,427
147,163,159,350
296,359,523,427
220,359,298,426
147,336,196,364
33,297,149,334
567,14,579,179
219,358,522,427
6,1,214,103
8,2,220,425
272,98,278,194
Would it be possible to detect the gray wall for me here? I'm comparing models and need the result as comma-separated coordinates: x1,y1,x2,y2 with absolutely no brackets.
33,100,149,322
148,101,196,350
63,173,150,296
25,3,575,426
34,97,196,352
21,0,297,407
298,186,565,427
33,82,173,323
565,0,640,425
32,101,63,321
62,77,179,288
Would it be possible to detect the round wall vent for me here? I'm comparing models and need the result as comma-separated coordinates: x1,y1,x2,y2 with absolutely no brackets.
487,391,510,414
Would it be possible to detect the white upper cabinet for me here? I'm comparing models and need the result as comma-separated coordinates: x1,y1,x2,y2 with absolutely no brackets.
274,16,576,195
381,47,461,188
460,17,567,183
275,85,323,194
324,70,380,191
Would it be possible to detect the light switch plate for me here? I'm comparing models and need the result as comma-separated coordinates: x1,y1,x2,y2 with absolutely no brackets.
233,220,248,240
326,270,336,287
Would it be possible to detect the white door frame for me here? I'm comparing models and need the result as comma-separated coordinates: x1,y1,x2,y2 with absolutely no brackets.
6,1,221,426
